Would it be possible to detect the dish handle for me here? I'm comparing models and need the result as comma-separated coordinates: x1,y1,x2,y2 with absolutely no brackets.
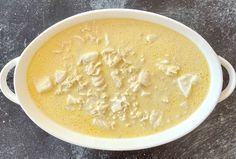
0,57,20,104
218,56,236,102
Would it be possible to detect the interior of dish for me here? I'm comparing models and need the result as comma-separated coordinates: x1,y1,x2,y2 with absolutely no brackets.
26,18,210,138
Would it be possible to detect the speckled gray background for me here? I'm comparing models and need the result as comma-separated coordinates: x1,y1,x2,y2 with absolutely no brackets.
0,0,236,158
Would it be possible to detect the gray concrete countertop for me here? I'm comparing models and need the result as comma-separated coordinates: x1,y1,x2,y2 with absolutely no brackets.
0,0,236,158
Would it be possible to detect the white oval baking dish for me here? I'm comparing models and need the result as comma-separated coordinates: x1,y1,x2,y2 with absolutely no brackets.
0,9,236,150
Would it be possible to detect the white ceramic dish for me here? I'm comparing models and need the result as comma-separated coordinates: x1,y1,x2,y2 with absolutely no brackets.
0,9,236,151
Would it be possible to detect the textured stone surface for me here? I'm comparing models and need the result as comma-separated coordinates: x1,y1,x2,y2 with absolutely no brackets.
0,0,236,158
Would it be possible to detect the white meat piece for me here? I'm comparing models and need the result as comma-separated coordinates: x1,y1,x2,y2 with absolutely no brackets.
101,47,114,55
146,34,158,43
149,110,163,128
110,71,122,88
177,74,199,97
54,70,66,83
138,69,150,86
140,90,151,97
92,118,110,129
78,51,98,64
111,99,123,113
157,63,180,76
35,77,52,93
66,95,79,105
91,75,104,87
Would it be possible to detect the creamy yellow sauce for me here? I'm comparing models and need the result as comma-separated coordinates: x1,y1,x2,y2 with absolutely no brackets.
27,19,210,138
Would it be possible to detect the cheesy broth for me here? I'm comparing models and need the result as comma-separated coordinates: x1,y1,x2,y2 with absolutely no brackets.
27,19,210,138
